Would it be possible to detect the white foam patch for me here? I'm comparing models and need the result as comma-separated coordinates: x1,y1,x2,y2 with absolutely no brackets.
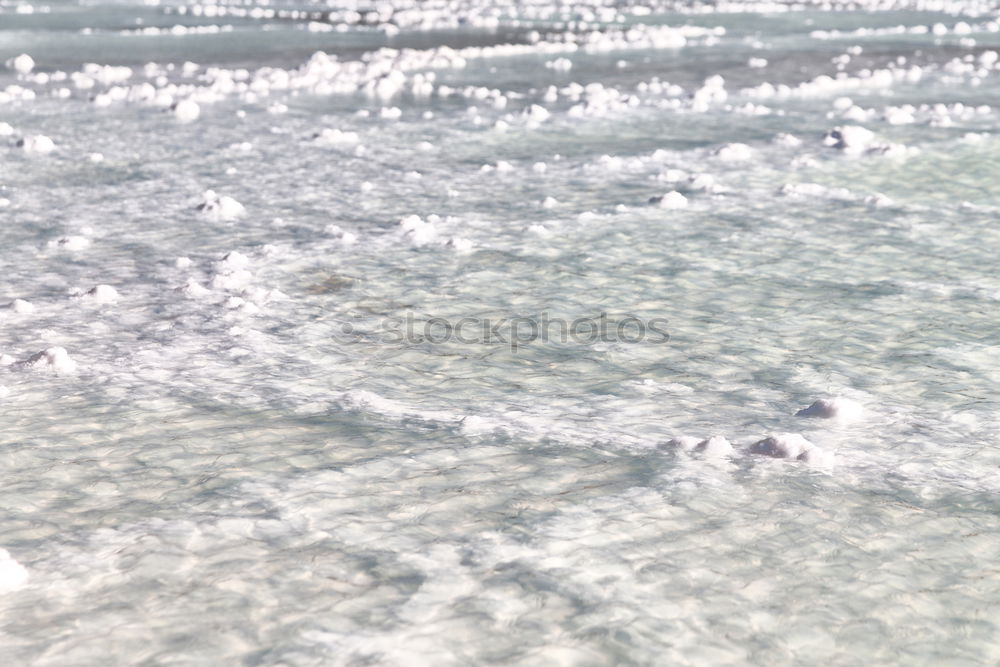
48,236,91,251
11,298,35,314
313,128,359,146
664,436,700,452
714,142,752,162
196,191,246,222
822,125,878,154
695,435,734,457
19,347,78,374
399,215,439,247
655,191,688,209
446,237,473,252
796,397,863,422
1,4,999,662
7,53,35,74
76,284,120,304
20,135,55,154
864,193,894,208
178,278,211,298
750,434,834,467
173,99,201,123
0,549,28,592
687,173,719,193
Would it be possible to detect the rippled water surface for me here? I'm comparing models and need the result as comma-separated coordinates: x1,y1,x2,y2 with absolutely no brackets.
2,0,1000,664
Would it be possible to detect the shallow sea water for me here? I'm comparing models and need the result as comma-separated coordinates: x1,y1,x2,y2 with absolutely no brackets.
2,0,1000,664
